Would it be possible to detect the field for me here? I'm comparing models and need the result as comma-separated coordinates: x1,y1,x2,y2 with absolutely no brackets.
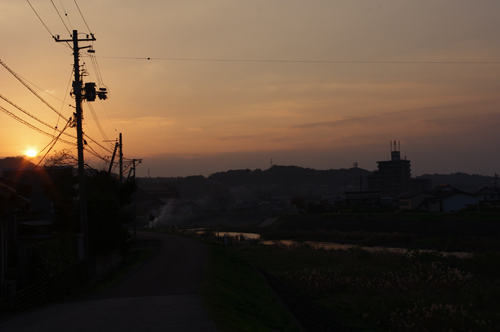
238,243,499,331
193,226,500,332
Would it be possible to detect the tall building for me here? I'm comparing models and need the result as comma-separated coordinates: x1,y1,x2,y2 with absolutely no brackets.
367,141,411,196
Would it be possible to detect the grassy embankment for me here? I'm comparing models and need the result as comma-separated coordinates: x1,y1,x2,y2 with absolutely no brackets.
194,228,500,332
199,233,302,332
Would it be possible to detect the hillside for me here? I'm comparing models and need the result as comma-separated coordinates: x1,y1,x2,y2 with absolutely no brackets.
0,157,36,175
417,172,496,192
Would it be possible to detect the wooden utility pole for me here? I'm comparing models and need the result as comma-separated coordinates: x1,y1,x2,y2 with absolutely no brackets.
119,133,123,183
131,159,142,241
107,141,119,174
55,30,96,261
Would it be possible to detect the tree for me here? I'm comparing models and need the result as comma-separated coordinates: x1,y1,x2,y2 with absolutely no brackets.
44,151,137,256
86,171,136,255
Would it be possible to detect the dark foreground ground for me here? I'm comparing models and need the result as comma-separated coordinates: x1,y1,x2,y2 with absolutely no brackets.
0,232,217,332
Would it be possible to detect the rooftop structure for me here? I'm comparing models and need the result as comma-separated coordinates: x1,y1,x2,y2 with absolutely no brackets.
367,141,412,196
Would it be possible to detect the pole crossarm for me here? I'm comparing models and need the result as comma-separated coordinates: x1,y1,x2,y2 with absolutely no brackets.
55,34,96,43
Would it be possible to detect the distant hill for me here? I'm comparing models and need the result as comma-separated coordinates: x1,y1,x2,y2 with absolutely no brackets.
209,165,371,187
416,173,496,192
139,166,496,198
0,156,36,175
207,165,372,197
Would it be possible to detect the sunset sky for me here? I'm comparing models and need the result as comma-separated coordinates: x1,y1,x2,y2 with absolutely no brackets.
1,1,500,177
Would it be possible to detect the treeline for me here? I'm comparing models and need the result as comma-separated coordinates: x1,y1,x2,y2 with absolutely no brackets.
208,165,372,188
417,172,496,192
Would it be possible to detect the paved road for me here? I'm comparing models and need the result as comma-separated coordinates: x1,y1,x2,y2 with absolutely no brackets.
0,232,217,332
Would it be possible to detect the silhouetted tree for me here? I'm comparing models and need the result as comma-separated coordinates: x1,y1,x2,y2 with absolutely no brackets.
86,171,136,255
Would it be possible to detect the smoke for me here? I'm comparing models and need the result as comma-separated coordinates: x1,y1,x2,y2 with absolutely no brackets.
148,199,198,228
149,202,174,228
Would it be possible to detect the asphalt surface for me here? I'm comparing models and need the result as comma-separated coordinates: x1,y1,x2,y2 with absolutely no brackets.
0,232,218,332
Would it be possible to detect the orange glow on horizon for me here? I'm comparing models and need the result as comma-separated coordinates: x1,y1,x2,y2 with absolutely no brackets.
26,149,37,157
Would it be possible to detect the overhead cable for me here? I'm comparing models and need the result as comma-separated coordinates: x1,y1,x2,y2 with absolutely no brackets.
59,0,74,31
87,102,112,147
51,0,71,35
26,0,54,38
0,105,75,146
0,59,69,121
74,0,92,34
32,119,72,171
0,93,76,140
95,56,500,65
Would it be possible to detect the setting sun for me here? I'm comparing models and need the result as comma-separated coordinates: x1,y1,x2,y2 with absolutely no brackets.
26,149,37,157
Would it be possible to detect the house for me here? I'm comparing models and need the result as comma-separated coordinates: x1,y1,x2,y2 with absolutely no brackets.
344,190,383,208
417,184,478,213
474,187,500,203
0,181,30,297
398,190,434,210
2,167,78,289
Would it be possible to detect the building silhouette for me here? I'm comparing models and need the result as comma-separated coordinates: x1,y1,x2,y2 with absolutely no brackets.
367,141,412,196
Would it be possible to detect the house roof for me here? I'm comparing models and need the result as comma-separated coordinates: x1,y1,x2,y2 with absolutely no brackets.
429,184,474,198
474,186,500,195
398,190,429,199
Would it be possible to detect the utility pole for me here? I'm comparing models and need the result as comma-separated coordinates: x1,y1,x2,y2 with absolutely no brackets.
55,30,95,261
119,133,123,183
107,141,119,175
55,30,106,261
131,159,142,241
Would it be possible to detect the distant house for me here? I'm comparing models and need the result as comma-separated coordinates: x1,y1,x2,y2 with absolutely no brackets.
398,190,434,210
417,184,478,213
344,190,383,208
474,187,500,203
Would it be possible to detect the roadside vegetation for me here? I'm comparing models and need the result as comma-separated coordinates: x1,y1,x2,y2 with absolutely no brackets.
189,229,500,332
199,233,302,332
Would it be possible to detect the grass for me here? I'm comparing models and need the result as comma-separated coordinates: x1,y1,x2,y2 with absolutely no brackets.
200,239,302,332
232,242,500,332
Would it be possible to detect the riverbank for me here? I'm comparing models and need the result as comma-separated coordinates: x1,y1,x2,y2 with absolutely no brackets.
192,230,500,332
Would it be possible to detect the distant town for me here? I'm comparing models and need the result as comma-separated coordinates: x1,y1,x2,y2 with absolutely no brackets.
1,143,499,319
136,142,499,228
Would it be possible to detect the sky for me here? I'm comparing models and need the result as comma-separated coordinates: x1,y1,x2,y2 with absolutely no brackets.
1,0,500,177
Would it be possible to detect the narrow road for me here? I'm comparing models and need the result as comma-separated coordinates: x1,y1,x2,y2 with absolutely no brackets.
0,232,217,332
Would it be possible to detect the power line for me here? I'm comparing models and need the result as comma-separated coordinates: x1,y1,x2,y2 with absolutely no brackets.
59,0,74,31
0,59,70,121
32,120,72,171
0,105,75,146
74,0,92,34
86,102,112,147
95,56,500,65
26,0,55,39
0,93,76,140
54,67,75,134
51,0,71,35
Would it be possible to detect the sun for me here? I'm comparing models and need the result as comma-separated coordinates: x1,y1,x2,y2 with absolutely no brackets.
26,149,37,157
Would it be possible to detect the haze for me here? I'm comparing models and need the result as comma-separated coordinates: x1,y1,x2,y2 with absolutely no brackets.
1,0,499,177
